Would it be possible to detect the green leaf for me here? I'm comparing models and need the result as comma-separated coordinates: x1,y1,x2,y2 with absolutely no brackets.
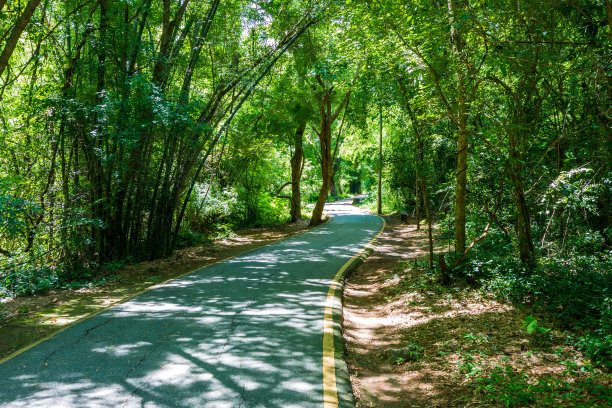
526,319,538,334
537,327,551,334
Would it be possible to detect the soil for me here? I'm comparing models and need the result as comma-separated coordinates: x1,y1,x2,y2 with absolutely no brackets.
0,219,313,360
343,214,611,407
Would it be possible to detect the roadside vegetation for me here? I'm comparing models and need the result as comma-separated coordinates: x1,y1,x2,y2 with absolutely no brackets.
344,216,611,407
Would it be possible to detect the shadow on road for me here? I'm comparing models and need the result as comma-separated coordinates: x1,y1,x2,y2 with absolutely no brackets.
1,205,381,408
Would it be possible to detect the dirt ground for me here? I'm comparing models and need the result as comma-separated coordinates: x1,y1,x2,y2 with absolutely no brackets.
343,215,611,407
0,219,312,360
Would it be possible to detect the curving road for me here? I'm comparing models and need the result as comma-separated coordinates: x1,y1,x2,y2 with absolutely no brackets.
0,200,382,408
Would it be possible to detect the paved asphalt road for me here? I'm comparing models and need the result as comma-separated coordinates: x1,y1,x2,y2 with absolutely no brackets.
0,200,382,408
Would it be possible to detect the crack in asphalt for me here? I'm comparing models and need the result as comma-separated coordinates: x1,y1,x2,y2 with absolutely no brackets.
84,317,113,336
120,336,171,408
39,316,114,369
237,383,248,408
216,269,273,356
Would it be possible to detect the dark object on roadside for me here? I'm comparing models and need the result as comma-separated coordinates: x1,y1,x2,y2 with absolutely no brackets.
353,197,361,205
383,343,423,363
439,253,451,285
400,210,408,224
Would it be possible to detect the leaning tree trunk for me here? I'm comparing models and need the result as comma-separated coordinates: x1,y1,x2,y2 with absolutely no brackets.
310,123,333,226
290,121,306,222
0,0,41,79
311,169,332,225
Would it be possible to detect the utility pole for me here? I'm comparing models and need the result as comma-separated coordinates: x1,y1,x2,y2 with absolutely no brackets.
377,104,383,215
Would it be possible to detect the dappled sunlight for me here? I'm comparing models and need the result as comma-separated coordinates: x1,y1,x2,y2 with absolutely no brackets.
92,341,153,357
0,203,383,407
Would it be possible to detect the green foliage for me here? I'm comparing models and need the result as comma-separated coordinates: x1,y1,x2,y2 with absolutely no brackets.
359,188,404,214
185,185,243,233
474,365,612,407
175,232,212,250
0,177,40,247
253,193,291,227
0,8,609,393
522,316,551,335
383,341,423,364
1,261,58,297
475,252,612,366
522,315,552,347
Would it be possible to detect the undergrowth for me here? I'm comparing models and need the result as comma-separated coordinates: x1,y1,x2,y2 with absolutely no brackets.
385,257,611,407
473,364,611,407
434,220,612,369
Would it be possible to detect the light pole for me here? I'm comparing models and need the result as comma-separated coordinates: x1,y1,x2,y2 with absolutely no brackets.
377,104,383,215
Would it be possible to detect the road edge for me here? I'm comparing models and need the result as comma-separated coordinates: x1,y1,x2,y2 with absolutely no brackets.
323,215,386,408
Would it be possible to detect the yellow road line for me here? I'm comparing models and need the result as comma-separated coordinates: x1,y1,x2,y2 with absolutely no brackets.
322,216,386,407
0,222,327,366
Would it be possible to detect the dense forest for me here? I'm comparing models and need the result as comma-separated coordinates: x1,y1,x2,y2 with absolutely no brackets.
0,0,610,370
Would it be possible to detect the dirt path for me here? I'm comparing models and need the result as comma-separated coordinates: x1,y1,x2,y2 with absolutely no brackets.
343,215,611,407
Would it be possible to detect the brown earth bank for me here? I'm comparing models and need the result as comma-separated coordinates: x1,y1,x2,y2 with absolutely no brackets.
343,214,611,408
0,219,314,360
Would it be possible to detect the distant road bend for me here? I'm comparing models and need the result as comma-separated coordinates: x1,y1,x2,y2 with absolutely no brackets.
0,199,383,408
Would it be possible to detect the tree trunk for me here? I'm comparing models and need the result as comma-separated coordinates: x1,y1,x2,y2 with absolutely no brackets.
512,173,535,266
311,166,331,225
604,0,612,40
329,178,337,199
377,105,383,215
0,0,41,79
455,127,468,252
415,167,421,230
310,120,333,226
421,177,434,269
329,159,341,199
448,0,468,253
509,132,535,267
290,121,306,222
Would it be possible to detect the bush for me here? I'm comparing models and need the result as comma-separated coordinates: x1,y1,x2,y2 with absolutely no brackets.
1,263,58,297
185,184,243,232
254,193,290,226
175,231,212,249
476,252,612,367
442,213,612,368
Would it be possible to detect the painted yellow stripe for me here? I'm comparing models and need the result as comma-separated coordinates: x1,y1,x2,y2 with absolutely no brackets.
0,222,327,366
322,216,385,407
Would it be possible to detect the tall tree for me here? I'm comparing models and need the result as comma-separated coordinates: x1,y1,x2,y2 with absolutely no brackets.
0,0,41,80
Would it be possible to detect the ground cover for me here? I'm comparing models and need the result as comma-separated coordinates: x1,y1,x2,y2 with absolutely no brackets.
343,214,611,407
